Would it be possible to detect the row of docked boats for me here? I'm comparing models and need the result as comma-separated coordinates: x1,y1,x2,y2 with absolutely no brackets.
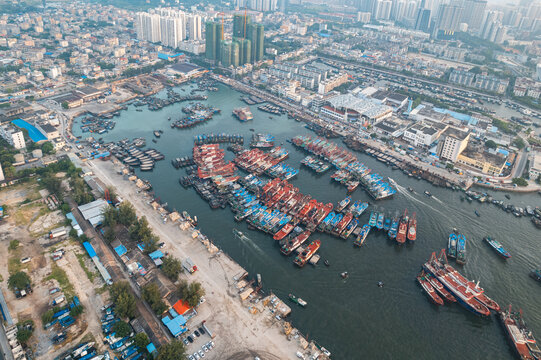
234,147,293,177
464,190,541,225
258,104,285,115
103,138,165,171
79,116,116,134
194,133,244,145
233,107,254,122
291,135,396,200
301,155,330,174
192,144,237,180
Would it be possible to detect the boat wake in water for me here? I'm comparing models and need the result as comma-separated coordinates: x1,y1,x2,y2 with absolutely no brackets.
235,230,267,257
394,184,447,217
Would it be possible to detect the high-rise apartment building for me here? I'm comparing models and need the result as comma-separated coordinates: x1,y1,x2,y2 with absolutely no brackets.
233,14,252,38
136,8,189,48
460,0,487,31
205,22,221,61
187,15,202,41
415,8,432,32
433,3,463,38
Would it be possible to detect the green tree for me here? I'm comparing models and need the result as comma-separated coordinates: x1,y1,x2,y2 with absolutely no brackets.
70,305,84,317
134,333,150,352
484,140,497,149
512,177,528,187
41,141,54,154
8,271,31,290
178,280,205,307
111,321,132,337
161,256,182,282
104,227,116,243
41,174,62,196
142,283,167,315
110,282,137,319
102,205,118,228
513,137,526,149
156,340,187,360
118,202,137,226
16,328,32,344
61,101,69,109
9,240,19,250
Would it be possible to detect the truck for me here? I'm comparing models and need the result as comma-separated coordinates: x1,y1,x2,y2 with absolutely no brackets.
201,321,215,339
182,257,197,274
52,295,66,306
49,227,67,239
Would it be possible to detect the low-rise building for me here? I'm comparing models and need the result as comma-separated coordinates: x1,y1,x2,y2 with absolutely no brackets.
457,144,508,175
38,123,60,140
403,122,447,148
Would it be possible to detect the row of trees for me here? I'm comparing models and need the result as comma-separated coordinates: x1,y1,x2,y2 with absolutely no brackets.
142,283,167,315
178,280,205,308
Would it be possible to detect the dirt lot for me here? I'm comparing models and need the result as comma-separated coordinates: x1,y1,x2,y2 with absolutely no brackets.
0,186,108,360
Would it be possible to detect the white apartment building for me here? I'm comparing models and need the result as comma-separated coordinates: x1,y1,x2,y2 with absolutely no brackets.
436,127,470,162
0,126,26,149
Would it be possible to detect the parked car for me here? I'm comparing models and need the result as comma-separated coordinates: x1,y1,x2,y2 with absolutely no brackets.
198,327,205,335
187,336,194,343
194,330,200,337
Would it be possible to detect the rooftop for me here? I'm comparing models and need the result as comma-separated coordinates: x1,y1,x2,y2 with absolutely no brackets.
169,62,201,74
327,93,392,119
441,126,469,141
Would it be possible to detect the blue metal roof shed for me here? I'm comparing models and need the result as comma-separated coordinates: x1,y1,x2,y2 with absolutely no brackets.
83,242,97,258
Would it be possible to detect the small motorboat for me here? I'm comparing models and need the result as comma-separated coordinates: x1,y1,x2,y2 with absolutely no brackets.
377,281,384,287
341,272,348,279
475,210,480,217
505,194,511,199
324,259,330,267
424,190,432,197
407,187,414,193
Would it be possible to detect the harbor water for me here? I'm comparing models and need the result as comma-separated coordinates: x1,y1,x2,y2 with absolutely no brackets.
73,83,541,360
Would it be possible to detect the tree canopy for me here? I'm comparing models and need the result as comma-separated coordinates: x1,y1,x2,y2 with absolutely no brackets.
111,321,132,337
110,281,137,319
8,271,31,290
142,283,167,315
156,340,187,360
484,140,497,149
178,280,205,307
161,256,182,282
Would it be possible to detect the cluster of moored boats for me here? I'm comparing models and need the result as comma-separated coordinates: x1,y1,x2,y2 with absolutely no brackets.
101,138,164,171
139,89,207,111
194,133,244,145
234,147,294,178
301,155,330,174
171,103,220,129
463,190,541,229
291,136,396,200
79,116,116,134
250,133,275,149
257,104,285,115
418,250,541,360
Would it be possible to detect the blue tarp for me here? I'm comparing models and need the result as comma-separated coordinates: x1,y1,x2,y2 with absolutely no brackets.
114,245,127,257
148,250,164,260
11,119,47,142
137,243,145,252
146,343,156,353
498,148,510,156
158,52,184,60
83,242,97,258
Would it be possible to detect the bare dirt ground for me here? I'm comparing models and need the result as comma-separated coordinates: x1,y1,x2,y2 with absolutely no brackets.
87,158,321,360
0,186,107,360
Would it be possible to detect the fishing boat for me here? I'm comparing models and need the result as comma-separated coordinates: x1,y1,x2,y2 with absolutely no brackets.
407,187,414,193
341,272,349,279
332,213,353,236
288,294,307,307
456,234,466,265
376,213,385,230
424,190,432,197
318,211,336,232
530,269,541,283
294,240,321,267
407,212,417,241
499,305,541,360
388,217,399,239
280,230,311,256
153,130,161,138
336,196,352,212
396,209,409,244
417,273,444,306
233,107,253,122
424,272,456,302
273,223,295,241
483,236,511,259
368,212,377,227
448,233,458,259
340,218,358,239
475,210,480,217
383,217,392,231
354,224,371,246
423,250,493,316
326,213,343,233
